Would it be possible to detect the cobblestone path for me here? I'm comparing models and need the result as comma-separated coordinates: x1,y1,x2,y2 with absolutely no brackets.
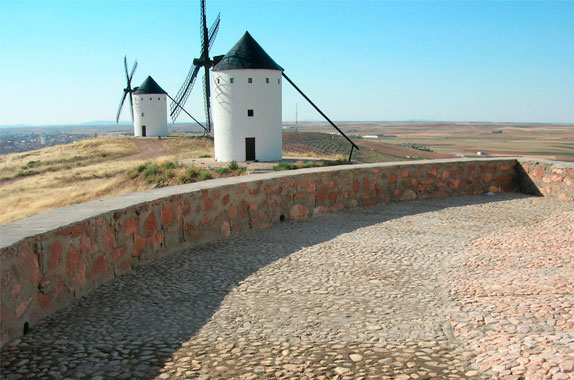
1,194,572,380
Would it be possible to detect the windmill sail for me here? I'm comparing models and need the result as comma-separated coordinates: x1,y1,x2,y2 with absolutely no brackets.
169,0,221,132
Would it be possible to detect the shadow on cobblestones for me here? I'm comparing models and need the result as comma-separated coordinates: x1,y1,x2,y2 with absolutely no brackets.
1,194,534,380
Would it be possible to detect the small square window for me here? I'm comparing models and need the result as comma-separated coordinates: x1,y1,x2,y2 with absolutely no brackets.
266,78,269,84
150,97,152,100
217,78,220,84
247,109,254,117
230,78,234,83
141,112,144,117
248,78,252,83
158,97,160,100
278,78,281,84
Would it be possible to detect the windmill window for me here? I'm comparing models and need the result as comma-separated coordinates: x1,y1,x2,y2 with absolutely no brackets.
150,97,152,100
266,78,269,84
217,78,220,84
248,109,254,117
141,113,144,117
278,78,281,84
230,78,234,83
248,78,253,83
158,97,160,100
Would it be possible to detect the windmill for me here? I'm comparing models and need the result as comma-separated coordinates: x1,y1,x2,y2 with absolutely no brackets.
170,0,222,132
116,56,138,123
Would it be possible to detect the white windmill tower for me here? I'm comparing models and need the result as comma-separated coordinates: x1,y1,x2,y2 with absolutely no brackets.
212,31,283,162
132,76,168,137
116,58,168,137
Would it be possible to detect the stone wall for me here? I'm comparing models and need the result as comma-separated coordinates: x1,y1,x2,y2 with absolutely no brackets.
0,158,562,347
517,158,574,201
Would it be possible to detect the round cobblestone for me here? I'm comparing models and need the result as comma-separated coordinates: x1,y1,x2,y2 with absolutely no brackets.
1,193,572,379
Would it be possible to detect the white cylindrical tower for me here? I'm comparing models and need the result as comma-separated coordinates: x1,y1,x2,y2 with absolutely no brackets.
133,76,168,137
212,31,283,162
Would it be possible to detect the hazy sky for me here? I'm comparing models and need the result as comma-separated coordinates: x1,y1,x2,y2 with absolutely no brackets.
1,0,573,125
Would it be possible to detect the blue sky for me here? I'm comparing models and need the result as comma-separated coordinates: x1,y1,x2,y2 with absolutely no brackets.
1,0,573,125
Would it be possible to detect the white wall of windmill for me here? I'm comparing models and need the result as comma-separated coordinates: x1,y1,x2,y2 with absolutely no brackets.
213,69,282,162
133,94,168,137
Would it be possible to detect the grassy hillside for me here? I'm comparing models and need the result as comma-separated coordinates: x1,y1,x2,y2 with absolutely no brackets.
0,136,221,224
1,132,432,225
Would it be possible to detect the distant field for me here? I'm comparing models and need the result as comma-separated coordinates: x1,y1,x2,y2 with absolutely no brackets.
289,122,574,162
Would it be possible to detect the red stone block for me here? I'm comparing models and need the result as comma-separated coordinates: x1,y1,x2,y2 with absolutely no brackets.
66,247,82,277
221,221,231,237
122,217,139,237
295,192,307,200
80,237,91,255
132,236,147,257
15,297,32,318
11,284,22,298
49,240,63,270
328,191,338,202
143,212,157,238
450,178,461,190
441,170,450,180
551,175,564,182
499,164,511,171
363,177,370,192
389,173,397,184
316,186,329,202
161,203,175,226
428,169,437,177
410,178,418,187
401,169,410,178
184,223,198,239
37,293,52,310
353,179,360,193
152,233,163,249
421,179,434,185
70,223,87,238
111,247,127,264
373,168,381,174
485,173,493,183
290,204,309,220
18,249,42,286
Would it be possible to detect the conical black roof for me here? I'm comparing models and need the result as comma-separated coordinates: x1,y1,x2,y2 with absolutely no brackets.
213,31,283,71
134,76,167,95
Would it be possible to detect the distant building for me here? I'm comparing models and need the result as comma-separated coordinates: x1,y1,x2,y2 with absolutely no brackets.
133,76,168,137
212,32,283,162
477,151,488,156
362,135,379,139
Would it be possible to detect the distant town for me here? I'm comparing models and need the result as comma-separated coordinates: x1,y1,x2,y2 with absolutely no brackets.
0,123,204,155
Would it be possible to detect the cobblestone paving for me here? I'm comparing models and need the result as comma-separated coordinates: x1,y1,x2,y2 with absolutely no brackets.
1,194,572,380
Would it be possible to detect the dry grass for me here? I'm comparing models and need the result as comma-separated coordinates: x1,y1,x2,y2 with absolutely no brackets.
161,136,214,158
0,137,138,181
0,136,238,225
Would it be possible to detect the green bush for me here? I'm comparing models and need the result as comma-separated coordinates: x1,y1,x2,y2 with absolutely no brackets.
198,171,212,181
215,167,230,174
127,170,139,179
143,164,160,178
178,167,198,184
199,154,211,158
164,161,176,170
228,161,239,170
137,162,150,173
274,162,299,171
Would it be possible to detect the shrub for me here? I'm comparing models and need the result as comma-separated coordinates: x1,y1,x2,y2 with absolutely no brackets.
215,167,230,174
143,164,160,178
127,170,139,179
274,162,298,171
164,161,176,170
178,167,198,184
137,162,150,173
228,161,239,170
199,154,211,158
198,171,212,181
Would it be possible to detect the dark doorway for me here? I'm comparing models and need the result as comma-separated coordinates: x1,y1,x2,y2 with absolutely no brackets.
245,138,255,161
142,126,147,137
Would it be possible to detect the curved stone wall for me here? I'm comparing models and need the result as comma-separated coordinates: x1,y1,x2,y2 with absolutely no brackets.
0,158,571,347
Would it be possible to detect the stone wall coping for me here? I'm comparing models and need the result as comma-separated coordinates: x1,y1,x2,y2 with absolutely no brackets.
518,157,574,168
0,157,518,250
